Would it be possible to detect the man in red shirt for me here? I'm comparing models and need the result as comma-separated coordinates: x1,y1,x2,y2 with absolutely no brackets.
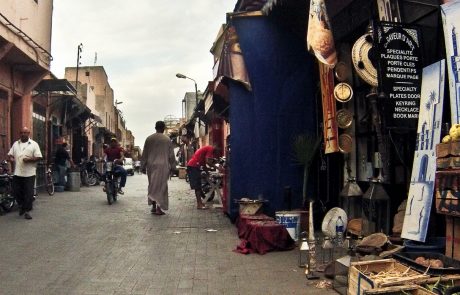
187,145,220,209
104,138,127,194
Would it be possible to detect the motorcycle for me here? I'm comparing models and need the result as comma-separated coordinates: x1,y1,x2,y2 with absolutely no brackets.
0,160,15,214
85,157,103,186
104,161,119,205
201,157,226,202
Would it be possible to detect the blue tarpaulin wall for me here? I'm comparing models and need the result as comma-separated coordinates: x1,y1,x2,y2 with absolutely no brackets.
228,16,318,220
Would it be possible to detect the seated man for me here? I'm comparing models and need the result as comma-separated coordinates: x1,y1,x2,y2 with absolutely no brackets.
104,138,127,194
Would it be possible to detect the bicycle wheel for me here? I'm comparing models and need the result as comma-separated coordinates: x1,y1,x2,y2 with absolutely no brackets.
0,194,15,212
112,182,118,202
46,173,55,195
81,170,89,186
86,173,98,186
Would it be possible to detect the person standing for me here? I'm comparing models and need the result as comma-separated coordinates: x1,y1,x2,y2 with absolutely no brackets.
186,145,220,209
54,142,74,187
7,127,42,220
141,121,175,215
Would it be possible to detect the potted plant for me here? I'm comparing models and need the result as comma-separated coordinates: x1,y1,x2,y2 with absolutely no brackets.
292,134,321,208
292,134,321,271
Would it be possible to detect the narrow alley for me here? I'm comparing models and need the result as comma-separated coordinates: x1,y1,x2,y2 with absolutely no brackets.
0,175,335,295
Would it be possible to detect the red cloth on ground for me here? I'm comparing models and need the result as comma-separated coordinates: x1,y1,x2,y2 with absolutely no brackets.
234,214,295,255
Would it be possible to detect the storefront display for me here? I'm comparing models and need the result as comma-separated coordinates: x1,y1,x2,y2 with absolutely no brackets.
402,60,446,242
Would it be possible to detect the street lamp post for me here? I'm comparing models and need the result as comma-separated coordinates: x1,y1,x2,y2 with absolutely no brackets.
75,43,83,95
176,72,200,152
176,73,198,112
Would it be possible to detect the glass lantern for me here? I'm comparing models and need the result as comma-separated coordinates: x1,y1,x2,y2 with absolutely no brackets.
298,231,308,267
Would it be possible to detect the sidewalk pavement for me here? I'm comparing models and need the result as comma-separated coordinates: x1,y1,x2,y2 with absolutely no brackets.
0,174,337,295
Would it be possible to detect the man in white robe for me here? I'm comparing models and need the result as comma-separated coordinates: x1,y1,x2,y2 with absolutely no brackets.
141,121,175,215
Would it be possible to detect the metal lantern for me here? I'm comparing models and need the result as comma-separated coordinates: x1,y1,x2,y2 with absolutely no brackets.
340,177,363,219
298,231,309,268
361,178,390,235
321,236,334,265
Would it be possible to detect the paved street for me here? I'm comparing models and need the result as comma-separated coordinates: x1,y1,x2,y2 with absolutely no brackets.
0,174,336,295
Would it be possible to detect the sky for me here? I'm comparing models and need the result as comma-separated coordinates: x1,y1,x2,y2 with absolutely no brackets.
51,0,236,147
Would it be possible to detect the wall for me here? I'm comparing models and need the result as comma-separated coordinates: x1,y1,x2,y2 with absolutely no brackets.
1,0,53,67
65,66,115,134
229,15,318,219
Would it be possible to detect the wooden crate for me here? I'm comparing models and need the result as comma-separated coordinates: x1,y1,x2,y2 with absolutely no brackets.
348,259,429,295
364,285,435,295
437,141,460,158
446,216,460,260
437,157,460,169
435,170,460,216
437,142,451,158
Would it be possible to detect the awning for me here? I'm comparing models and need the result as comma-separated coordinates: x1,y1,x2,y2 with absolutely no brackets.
234,0,268,12
261,0,308,40
35,79,76,94
64,95,91,124
215,26,252,91
90,113,102,124
204,80,230,118
97,127,115,138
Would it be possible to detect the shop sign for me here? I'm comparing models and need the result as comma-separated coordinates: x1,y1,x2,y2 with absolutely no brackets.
375,21,422,129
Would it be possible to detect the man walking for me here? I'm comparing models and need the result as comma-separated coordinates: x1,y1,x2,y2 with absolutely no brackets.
54,142,74,187
141,121,175,215
7,127,42,220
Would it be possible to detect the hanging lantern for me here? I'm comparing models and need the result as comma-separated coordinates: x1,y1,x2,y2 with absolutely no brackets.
340,177,363,219
361,178,390,235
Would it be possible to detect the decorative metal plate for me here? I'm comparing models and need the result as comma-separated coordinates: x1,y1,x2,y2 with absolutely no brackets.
336,109,353,129
334,82,353,103
338,134,353,154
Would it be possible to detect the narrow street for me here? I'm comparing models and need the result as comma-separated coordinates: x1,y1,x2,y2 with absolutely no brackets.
0,175,336,295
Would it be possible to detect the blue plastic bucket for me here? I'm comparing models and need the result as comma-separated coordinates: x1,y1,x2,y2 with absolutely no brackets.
276,211,301,241
404,237,446,253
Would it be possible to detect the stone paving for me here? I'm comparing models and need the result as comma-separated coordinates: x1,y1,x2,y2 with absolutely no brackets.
0,174,337,295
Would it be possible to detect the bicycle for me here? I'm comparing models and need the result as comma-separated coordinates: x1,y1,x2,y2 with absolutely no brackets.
0,160,15,213
34,164,55,197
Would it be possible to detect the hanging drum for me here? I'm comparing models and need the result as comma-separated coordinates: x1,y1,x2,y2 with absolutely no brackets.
338,134,353,154
352,34,378,87
336,109,353,129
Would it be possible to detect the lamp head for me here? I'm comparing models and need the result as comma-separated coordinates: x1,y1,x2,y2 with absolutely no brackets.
176,73,186,79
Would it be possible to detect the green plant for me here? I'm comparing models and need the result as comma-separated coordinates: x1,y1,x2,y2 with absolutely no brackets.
292,134,321,206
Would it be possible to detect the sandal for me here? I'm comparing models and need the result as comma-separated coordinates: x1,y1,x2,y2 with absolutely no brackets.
153,211,165,215
197,205,209,210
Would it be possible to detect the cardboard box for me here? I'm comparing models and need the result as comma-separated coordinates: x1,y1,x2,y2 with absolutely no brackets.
348,259,428,295
178,167,186,179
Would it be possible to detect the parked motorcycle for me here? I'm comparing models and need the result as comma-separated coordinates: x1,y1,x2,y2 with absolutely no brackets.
201,157,226,202
85,157,103,186
104,161,119,205
0,160,15,214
